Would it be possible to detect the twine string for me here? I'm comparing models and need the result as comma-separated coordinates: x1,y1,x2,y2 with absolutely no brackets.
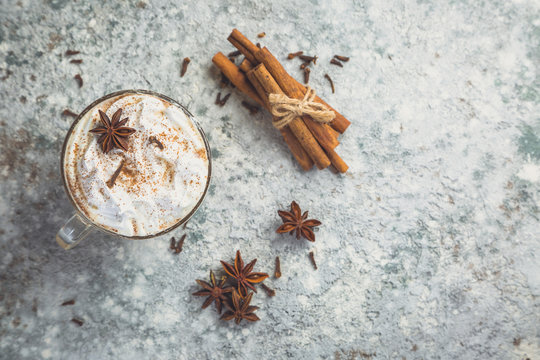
268,87,335,129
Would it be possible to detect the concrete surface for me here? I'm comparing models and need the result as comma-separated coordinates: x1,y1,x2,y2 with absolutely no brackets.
0,0,539,359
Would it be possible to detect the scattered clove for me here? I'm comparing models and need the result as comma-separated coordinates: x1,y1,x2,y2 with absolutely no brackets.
308,251,317,270
333,55,350,62
287,51,303,59
330,58,343,67
170,234,186,254
175,234,186,254
74,74,83,88
70,59,83,64
303,67,310,84
71,318,84,326
65,50,80,56
299,55,317,64
215,92,222,105
180,57,191,77
220,73,230,88
274,256,281,278
324,74,335,94
227,50,241,57
261,283,276,297
219,93,231,106
61,299,75,306
241,101,259,114
62,109,78,118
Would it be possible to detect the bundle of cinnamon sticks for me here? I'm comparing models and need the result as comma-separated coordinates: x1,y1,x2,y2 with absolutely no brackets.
212,29,350,173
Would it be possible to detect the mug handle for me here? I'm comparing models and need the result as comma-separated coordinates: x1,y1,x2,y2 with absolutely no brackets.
56,214,93,250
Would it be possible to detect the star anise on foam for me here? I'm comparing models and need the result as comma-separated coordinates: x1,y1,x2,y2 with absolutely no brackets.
89,108,136,153
192,270,233,314
220,289,260,324
276,201,321,242
220,250,269,298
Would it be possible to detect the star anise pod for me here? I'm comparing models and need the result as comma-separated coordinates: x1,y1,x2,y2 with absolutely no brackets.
89,108,136,153
192,270,233,314
220,250,269,298
276,201,321,242
220,289,260,324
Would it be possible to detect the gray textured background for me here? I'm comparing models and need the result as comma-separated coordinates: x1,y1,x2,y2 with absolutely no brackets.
1,0,539,359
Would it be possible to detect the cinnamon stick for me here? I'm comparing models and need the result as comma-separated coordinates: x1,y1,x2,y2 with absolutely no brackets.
254,47,339,150
220,30,349,171
252,49,347,171
239,58,254,73
212,52,263,106
246,65,314,171
227,29,351,133
228,29,260,64
213,52,313,170
280,128,314,170
325,147,349,173
303,115,339,149
295,77,349,132
248,64,331,170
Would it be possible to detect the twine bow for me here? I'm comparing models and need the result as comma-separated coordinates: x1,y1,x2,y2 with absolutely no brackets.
268,87,335,129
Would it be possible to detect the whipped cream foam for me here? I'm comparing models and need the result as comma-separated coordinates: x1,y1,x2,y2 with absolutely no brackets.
63,92,210,237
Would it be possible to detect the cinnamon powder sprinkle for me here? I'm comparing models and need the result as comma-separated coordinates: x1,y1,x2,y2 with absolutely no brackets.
334,55,350,62
257,32,266,38
74,74,83,88
324,74,335,94
303,67,310,84
241,101,259,114
65,50,80,56
261,283,276,297
148,136,164,150
308,251,317,270
180,57,191,77
70,59,83,64
62,109,78,118
61,299,75,306
274,256,281,278
330,58,343,67
287,51,303,59
106,160,125,188
71,318,84,326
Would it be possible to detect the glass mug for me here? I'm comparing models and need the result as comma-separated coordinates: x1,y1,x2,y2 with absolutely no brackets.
56,90,212,249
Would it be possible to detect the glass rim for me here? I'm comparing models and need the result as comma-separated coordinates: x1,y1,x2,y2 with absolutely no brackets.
60,89,212,239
